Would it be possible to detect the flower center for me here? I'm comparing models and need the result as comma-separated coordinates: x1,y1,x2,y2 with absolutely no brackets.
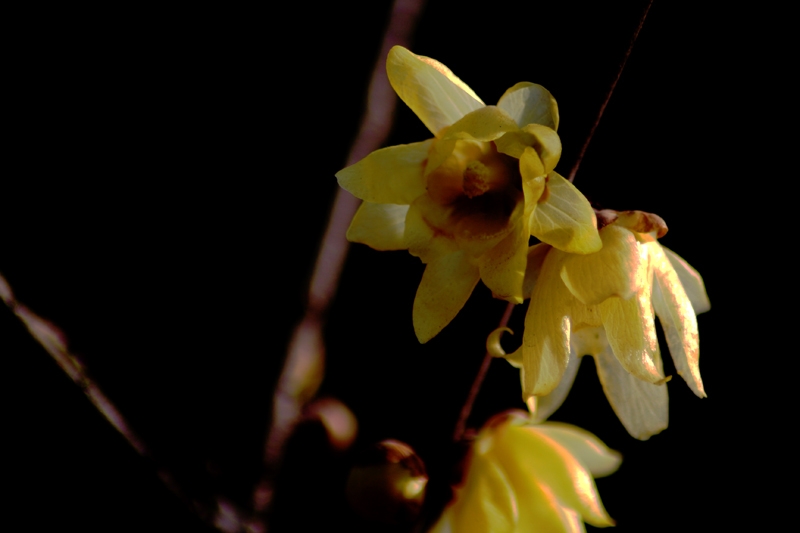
462,161,491,198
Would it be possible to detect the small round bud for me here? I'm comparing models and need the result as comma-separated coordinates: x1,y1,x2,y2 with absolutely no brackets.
345,439,428,524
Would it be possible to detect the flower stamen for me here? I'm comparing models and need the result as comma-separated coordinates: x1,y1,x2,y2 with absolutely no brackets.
462,161,491,198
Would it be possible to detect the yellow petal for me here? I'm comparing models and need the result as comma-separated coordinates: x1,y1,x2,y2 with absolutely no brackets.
592,334,669,440
496,82,560,130
522,243,552,298
560,224,646,305
529,172,602,254
403,195,459,263
496,125,561,174
335,140,431,204
387,46,484,137
493,425,615,527
477,216,529,304
662,247,711,314
522,250,572,397
451,454,518,533
532,352,581,423
534,422,622,478
442,105,519,142
346,202,409,250
519,146,547,182
599,293,664,384
489,449,587,533
651,246,706,398
413,251,480,343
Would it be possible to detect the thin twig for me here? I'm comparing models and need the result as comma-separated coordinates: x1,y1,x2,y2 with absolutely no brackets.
257,0,428,518
567,0,654,183
452,301,515,443
0,272,219,527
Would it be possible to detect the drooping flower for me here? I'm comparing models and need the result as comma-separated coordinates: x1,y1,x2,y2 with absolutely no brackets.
430,410,620,533
494,210,710,439
337,46,600,343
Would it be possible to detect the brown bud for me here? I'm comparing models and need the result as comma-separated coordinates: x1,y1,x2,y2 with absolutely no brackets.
345,440,428,524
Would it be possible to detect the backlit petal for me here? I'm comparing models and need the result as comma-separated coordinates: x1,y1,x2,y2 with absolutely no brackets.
413,251,480,343
560,225,646,305
387,46,484,136
522,243,552,298
593,337,668,440
529,172,601,254
663,247,711,314
522,250,571,397
534,422,622,478
531,353,581,423
493,425,615,527
652,246,706,398
443,105,519,142
490,450,587,533
495,125,561,173
496,82,560,130
599,293,664,384
335,140,431,204
346,202,409,250
453,453,526,533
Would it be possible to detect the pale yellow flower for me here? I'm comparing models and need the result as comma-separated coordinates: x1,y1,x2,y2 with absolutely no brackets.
430,410,620,533
497,211,710,439
337,46,600,343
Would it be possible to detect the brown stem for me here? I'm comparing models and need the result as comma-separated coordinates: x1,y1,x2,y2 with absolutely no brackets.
451,301,516,443
567,0,655,183
0,273,222,527
256,0,428,519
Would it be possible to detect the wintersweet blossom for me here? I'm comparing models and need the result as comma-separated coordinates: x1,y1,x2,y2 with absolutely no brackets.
496,210,710,439
337,46,600,343
430,410,620,533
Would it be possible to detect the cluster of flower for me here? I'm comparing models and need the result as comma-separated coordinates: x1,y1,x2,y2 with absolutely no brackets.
337,46,709,531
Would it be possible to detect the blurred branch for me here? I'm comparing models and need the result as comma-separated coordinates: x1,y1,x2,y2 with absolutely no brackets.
257,0,428,519
0,272,223,528
567,0,654,183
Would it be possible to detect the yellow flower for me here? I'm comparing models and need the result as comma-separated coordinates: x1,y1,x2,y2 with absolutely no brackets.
430,410,620,533
497,210,710,439
337,46,601,343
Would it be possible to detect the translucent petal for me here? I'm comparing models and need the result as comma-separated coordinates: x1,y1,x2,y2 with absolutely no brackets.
404,195,459,263
532,353,581,423
489,448,587,533
450,453,518,533
652,246,706,398
496,126,561,174
496,82,560,130
534,422,622,478
387,46,484,136
663,247,711,314
346,202,409,251
522,124,562,174
477,215,529,304
593,338,668,440
413,250,480,343
560,225,645,305
519,146,546,181
522,250,572,397
336,140,431,204
529,172,602,254
442,106,519,142
493,425,615,527
522,243,552,298
599,294,664,384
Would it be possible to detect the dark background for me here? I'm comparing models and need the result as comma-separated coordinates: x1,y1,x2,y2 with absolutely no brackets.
5,1,775,531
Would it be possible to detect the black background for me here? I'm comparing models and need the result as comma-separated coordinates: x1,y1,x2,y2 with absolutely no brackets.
5,1,776,531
